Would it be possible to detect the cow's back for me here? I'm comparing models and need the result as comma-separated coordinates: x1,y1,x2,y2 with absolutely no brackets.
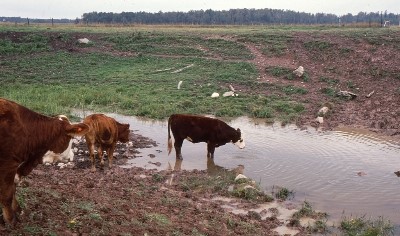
169,114,222,142
0,99,31,166
83,114,118,145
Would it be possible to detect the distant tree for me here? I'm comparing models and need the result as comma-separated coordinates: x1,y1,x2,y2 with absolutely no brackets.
4,8,397,26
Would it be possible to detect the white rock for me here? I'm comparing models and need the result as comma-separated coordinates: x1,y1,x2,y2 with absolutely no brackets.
223,91,235,97
318,106,329,116
77,38,90,44
211,92,220,98
235,174,247,181
293,66,304,77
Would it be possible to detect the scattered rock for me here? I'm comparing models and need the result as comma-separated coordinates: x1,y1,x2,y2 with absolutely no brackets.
315,116,324,124
211,92,219,98
293,66,304,77
223,91,235,97
336,90,357,100
171,64,194,73
366,90,375,98
77,38,90,44
235,174,248,181
318,106,329,116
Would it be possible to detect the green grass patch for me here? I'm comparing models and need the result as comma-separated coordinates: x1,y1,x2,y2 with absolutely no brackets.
304,40,333,51
0,48,305,122
238,32,292,56
103,32,252,59
0,33,50,54
340,215,394,236
274,187,295,200
266,66,293,78
281,85,308,95
321,87,336,97
0,52,258,119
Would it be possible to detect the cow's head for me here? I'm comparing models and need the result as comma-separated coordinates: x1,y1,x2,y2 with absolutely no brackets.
49,116,89,154
232,128,245,149
117,122,130,143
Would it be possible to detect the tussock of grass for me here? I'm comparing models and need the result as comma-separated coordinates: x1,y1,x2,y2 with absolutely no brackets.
340,215,394,236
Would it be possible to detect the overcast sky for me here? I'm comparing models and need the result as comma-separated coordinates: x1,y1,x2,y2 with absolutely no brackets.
1,0,399,19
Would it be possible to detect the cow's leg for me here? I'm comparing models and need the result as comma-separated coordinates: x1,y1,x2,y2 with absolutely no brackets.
98,146,104,167
107,144,115,168
0,172,19,226
174,138,184,160
207,143,216,159
88,142,96,172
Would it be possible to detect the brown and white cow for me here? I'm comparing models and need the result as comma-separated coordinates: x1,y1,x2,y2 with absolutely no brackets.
83,114,130,172
167,114,245,159
0,98,89,226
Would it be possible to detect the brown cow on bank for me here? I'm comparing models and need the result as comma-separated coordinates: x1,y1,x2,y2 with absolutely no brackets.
167,114,245,159
83,114,130,172
0,98,89,226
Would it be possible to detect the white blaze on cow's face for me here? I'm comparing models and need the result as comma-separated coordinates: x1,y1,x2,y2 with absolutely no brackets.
233,136,245,149
232,128,245,149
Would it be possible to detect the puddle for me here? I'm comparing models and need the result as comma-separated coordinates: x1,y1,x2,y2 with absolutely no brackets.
73,111,400,227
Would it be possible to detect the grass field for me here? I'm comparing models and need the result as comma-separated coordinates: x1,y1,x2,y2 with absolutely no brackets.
0,24,302,122
1,23,399,123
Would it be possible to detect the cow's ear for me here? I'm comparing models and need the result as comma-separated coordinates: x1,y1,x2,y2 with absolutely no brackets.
66,123,89,137
236,128,241,133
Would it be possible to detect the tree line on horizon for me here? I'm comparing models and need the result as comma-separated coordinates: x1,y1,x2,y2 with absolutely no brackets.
2,8,399,26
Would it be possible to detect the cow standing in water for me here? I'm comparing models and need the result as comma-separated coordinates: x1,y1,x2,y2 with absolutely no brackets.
0,98,89,226
83,114,130,172
167,114,245,159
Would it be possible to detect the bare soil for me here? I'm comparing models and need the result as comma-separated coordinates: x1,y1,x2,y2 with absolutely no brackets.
2,29,400,235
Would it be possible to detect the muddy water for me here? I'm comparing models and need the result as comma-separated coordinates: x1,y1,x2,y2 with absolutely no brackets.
76,111,400,225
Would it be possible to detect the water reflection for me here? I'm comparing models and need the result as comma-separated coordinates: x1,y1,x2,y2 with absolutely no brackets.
167,156,243,177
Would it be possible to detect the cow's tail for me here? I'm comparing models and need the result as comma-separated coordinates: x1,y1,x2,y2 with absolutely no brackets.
167,116,173,155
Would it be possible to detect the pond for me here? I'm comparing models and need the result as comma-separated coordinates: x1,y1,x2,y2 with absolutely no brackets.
76,111,400,226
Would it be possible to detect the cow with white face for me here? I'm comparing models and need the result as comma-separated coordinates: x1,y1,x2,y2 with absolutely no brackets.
167,114,245,159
